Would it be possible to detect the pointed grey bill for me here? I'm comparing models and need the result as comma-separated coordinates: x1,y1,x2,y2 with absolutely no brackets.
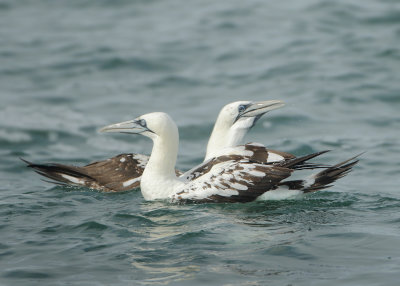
234,100,285,125
241,100,285,118
99,119,148,134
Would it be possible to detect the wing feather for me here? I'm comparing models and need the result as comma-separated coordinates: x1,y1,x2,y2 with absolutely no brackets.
173,157,292,203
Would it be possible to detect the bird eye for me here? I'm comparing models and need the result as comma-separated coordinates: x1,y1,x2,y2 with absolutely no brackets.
238,105,246,113
138,119,147,127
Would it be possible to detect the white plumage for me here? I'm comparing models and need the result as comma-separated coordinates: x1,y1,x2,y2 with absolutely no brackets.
25,100,359,200
25,100,287,192
99,112,314,203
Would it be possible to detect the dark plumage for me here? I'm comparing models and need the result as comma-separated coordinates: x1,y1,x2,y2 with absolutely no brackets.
21,154,149,191
22,146,359,197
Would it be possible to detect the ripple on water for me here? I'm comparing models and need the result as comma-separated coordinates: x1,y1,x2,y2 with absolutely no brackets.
264,244,316,260
363,11,400,25
37,221,109,238
112,213,158,228
2,270,53,279
74,221,109,231
98,56,175,72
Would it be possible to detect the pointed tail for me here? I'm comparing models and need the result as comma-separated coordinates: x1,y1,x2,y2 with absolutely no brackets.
278,153,362,193
275,150,331,170
21,158,94,187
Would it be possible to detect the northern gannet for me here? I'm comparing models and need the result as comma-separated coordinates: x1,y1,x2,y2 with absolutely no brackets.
99,112,359,203
24,100,290,191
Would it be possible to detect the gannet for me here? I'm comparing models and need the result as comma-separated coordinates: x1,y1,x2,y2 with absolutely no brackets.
24,100,293,191
99,112,359,203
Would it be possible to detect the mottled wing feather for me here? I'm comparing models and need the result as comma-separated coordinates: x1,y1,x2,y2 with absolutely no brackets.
25,153,183,192
243,143,330,170
82,153,149,191
261,148,295,160
173,157,292,203
82,153,182,190
181,143,292,182
24,154,149,192
243,143,295,163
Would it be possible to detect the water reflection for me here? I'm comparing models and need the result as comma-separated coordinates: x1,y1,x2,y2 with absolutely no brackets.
124,197,339,284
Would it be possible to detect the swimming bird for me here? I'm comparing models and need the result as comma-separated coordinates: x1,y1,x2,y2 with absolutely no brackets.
23,100,292,191
99,112,359,203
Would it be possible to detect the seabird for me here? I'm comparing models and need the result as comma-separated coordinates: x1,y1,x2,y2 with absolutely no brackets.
204,100,284,160
24,100,295,191
99,112,359,203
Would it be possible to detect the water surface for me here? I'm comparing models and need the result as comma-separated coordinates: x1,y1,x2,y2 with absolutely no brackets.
1,0,400,285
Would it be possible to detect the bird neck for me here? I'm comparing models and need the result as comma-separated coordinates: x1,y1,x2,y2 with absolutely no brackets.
205,121,246,161
141,130,181,200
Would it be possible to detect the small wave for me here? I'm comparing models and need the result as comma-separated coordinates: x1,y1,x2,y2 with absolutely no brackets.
215,21,238,30
364,11,400,25
113,213,156,227
2,270,53,279
0,130,32,143
74,221,108,231
258,61,314,81
83,244,110,252
264,245,316,260
171,230,208,244
372,92,400,103
0,2,11,10
99,57,173,72
147,75,202,88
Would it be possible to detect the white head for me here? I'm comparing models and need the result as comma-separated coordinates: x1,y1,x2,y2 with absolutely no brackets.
100,112,181,199
99,112,179,169
205,100,284,160
99,112,178,142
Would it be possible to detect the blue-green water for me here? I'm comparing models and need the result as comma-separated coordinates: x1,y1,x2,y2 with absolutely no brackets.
1,0,400,285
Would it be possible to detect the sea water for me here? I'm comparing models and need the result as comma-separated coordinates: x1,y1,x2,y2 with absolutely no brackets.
1,0,400,285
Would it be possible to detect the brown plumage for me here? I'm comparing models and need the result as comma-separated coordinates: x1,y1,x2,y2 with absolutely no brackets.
22,145,300,192
22,154,149,192
22,146,359,197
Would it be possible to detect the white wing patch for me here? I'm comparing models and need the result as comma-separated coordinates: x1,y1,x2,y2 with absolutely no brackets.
230,182,248,191
247,170,265,177
132,154,149,168
266,152,284,163
225,146,254,157
246,142,264,147
61,174,84,185
122,177,141,187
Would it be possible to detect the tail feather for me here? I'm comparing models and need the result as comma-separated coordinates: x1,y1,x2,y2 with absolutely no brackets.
275,150,331,170
21,158,93,187
278,153,361,193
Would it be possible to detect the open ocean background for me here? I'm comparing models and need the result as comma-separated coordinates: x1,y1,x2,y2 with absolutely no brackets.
1,0,400,285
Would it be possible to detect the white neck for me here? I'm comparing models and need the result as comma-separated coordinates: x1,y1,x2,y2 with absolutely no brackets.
140,127,182,200
205,117,250,161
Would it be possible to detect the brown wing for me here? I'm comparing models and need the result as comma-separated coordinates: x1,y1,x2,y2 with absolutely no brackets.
243,143,330,170
82,153,149,191
24,153,181,192
242,143,295,162
23,154,149,192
